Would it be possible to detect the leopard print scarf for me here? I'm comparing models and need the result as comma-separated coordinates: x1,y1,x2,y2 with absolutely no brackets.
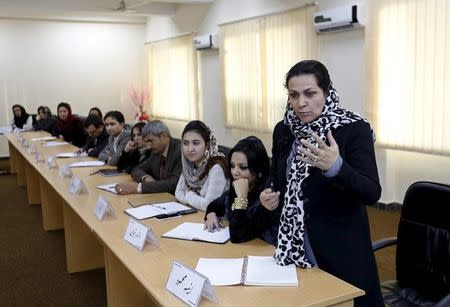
181,127,223,192
274,87,373,267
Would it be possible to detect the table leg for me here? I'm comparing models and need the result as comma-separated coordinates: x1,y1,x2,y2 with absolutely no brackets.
104,248,157,307
8,142,18,174
25,160,41,205
16,153,26,187
39,177,64,230
62,201,104,273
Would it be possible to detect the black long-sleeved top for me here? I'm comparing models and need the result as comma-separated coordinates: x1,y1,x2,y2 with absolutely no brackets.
82,128,109,158
271,120,383,307
205,185,279,246
117,148,151,173
33,116,56,133
52,118,86,148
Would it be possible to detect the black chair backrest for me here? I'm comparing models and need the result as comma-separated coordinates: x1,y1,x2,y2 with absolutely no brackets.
396,181,450,299
218,145,231,157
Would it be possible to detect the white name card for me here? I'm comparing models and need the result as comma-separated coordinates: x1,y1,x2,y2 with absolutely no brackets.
35,152,45,163
69,176,88,194
46,156,58,169
123,218,159,250
94,195,116,220
28,144,37,154
166,261,218,307
59,164,73,178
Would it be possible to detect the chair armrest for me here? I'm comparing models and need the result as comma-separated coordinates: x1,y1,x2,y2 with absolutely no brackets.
372,237,397,252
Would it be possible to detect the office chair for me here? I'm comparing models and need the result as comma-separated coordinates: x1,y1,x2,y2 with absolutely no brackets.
372,181,450,306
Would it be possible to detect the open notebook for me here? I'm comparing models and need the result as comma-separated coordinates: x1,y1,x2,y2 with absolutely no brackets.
195,256,298,286
162,222,230,244
124,202,193,220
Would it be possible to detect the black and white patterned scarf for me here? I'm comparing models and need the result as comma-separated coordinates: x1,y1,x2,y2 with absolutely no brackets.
274,87,374,267
181,127,223,192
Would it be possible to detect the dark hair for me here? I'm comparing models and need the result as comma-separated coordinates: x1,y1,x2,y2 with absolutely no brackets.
84,115,103,128
104,110,125,124
182,120,210,145
284,60,332,94
37,106,46,114
57,102,72,114
37,106,52,117
131,122,146,138
228,136,270,189
12,104,30,128
12,104,26,114
89,107,103,119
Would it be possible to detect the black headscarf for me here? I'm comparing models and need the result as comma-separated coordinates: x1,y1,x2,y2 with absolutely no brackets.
12,104,30,129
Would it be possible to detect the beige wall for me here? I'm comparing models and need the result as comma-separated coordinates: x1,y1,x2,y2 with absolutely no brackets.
0,18,145,155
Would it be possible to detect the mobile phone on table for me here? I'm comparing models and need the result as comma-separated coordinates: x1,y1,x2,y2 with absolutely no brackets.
154,213,183,220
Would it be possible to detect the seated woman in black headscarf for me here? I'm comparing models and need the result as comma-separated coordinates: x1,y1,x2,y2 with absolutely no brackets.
52,102,86,147
11,104,33,131
204,136,278,245
33,106,56,133
117,122,151,173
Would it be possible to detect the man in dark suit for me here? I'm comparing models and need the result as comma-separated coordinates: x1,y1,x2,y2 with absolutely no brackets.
115,120,182,194
79,115,109,157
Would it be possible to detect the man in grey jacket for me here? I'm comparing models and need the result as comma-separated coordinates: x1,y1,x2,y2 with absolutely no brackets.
115,120,182,194
98,111,130,166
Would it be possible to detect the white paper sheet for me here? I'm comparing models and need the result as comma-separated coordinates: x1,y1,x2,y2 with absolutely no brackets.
31,136,56,141
195,258,244,286
56,152,88,158
96,183,118,194
42,141,69,147
69,161,105,168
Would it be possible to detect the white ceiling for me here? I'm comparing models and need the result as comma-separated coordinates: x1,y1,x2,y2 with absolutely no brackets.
0,0,214,23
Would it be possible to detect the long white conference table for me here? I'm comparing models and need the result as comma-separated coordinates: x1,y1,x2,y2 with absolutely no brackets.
6,131,364,306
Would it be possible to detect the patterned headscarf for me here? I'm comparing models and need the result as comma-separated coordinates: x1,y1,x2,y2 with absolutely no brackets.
274,87,374,267
181,127,224,192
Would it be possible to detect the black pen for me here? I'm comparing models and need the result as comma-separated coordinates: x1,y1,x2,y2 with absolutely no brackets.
89,170,100,176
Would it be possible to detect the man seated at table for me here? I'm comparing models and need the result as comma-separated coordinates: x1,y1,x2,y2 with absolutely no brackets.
115,120,182,194
79,115,109,157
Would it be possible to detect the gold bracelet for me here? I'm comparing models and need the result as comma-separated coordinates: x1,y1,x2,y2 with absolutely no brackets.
231,197,248,211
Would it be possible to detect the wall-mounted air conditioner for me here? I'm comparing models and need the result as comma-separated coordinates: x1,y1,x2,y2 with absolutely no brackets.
313,4,364,34
193,34,218,50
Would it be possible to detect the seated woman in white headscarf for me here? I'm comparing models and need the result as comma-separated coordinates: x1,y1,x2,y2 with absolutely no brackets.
175,120,228,212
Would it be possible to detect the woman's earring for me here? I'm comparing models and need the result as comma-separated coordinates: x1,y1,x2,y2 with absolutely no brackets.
258,173,262,178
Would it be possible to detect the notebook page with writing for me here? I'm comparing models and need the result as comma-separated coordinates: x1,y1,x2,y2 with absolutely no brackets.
162,222,230,244
244,256,298,286
195,258,244,286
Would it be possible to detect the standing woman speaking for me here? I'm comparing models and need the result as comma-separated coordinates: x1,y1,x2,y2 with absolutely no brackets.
261,60,383,306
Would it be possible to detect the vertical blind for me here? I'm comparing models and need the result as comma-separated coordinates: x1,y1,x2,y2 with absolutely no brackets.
220,6,318,131
147,33,199,121
366,0,450,155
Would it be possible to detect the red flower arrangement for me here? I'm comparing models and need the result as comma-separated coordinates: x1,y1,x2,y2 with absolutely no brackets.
129,86,151,123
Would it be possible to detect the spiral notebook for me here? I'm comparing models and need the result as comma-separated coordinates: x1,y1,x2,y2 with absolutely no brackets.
195,256,298,286
162,222,230,244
